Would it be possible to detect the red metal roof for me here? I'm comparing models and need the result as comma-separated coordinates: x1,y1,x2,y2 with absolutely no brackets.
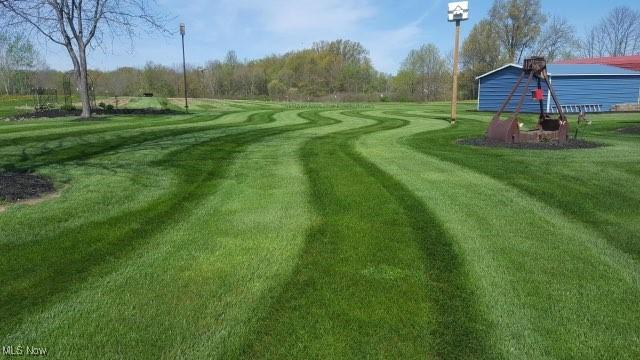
556,56,640,71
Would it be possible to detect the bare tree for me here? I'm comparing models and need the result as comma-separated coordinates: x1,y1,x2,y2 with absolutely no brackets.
530,15,578,62
580,26,608,59
0,0,168,118
599,6,640,57
580,7,640,58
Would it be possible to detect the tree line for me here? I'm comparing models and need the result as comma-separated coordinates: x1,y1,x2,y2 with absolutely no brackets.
98,41,450,102
2,0,639,109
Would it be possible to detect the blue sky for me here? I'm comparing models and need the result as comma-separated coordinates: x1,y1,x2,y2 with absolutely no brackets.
43,0,640,74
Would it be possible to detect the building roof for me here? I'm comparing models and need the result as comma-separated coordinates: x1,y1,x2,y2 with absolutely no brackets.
547,64,640,75
556,55,640,72
476,63,640,80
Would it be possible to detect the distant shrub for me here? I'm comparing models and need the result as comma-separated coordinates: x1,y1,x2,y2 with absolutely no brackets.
159,98,169,110
60,104,76,111
105,104,115,112
98,102,107,109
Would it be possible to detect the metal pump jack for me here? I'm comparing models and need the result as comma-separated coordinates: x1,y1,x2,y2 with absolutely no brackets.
487,57,569,144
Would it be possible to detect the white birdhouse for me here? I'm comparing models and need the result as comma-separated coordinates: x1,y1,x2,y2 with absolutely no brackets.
448,1,469,22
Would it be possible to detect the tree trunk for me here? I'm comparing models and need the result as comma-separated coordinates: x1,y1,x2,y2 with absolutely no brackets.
77,72,91,118
76,46,92,118
1,72,9,95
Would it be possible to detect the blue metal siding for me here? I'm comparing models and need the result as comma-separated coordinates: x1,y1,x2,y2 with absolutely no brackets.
478,65,640,113
478,66,549,113
551,75,640,111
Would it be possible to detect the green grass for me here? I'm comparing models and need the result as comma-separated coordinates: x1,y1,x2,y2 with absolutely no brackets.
0,96,33,118
1,100,639,359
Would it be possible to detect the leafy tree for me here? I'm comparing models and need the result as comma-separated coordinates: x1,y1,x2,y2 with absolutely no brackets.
0,32,39,95
489,0,546,63
392,70,419,101
460,19,507,99
398,44,450,102
142,62,176,98
100,67,140,97
267,79,287,100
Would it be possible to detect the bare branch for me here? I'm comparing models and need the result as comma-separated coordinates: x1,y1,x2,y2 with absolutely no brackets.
0,0,171,118
581,6,640,57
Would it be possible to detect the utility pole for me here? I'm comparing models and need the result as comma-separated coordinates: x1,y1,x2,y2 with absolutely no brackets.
451,19,461,124
448,1,469,125
180,23,188,113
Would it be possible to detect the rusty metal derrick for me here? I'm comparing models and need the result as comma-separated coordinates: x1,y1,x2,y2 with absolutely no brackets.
487,57,569,144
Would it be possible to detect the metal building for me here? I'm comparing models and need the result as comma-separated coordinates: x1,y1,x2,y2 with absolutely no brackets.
476,63,640,113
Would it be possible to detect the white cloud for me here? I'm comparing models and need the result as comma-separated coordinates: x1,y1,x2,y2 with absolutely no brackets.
363,1,447,73
43,0,446,73
176,0,380,65
263,0,374,33
187,0,375,39
365,21,424,73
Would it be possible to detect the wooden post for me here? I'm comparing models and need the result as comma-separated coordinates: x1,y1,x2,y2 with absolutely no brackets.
180,23,189,113
451,19,461,125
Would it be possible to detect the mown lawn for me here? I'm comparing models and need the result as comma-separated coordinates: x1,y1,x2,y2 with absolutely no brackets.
1,99,639,359
0,96,33,118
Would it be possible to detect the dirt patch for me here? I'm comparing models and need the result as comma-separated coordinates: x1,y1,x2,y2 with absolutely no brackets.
618,126,640,134
0,191,61,213
7,108,181,120
0,172,56,203
457,138,604,150
98,97,132,108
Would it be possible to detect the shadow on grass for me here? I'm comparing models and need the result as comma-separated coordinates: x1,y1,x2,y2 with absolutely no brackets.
0,111,228,148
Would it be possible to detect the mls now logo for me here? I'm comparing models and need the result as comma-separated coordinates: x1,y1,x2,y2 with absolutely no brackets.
3,345,23,356
3,345,48,356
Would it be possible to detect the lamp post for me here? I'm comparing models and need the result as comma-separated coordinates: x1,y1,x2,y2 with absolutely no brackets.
180,23,188,113
448,1,469,125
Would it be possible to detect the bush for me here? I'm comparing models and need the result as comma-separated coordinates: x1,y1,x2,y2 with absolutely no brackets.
268,80,287,100
105,104,115,112
98,102,107,109
60,104,76,111
159,98,169,110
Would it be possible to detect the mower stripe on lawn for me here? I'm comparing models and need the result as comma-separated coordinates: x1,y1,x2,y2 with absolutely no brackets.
243,110,496,359
355,109,640,359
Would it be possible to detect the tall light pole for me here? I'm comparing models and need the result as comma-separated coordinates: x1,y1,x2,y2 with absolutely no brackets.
180,23,188,113
448,2,469,125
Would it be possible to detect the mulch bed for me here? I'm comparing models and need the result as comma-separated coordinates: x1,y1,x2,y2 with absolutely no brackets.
8,108,182,120
457,138,603,150
618,126,640,134
0,172,55,202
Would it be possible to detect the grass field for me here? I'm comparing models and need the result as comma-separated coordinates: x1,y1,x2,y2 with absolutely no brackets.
1,98,639,359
